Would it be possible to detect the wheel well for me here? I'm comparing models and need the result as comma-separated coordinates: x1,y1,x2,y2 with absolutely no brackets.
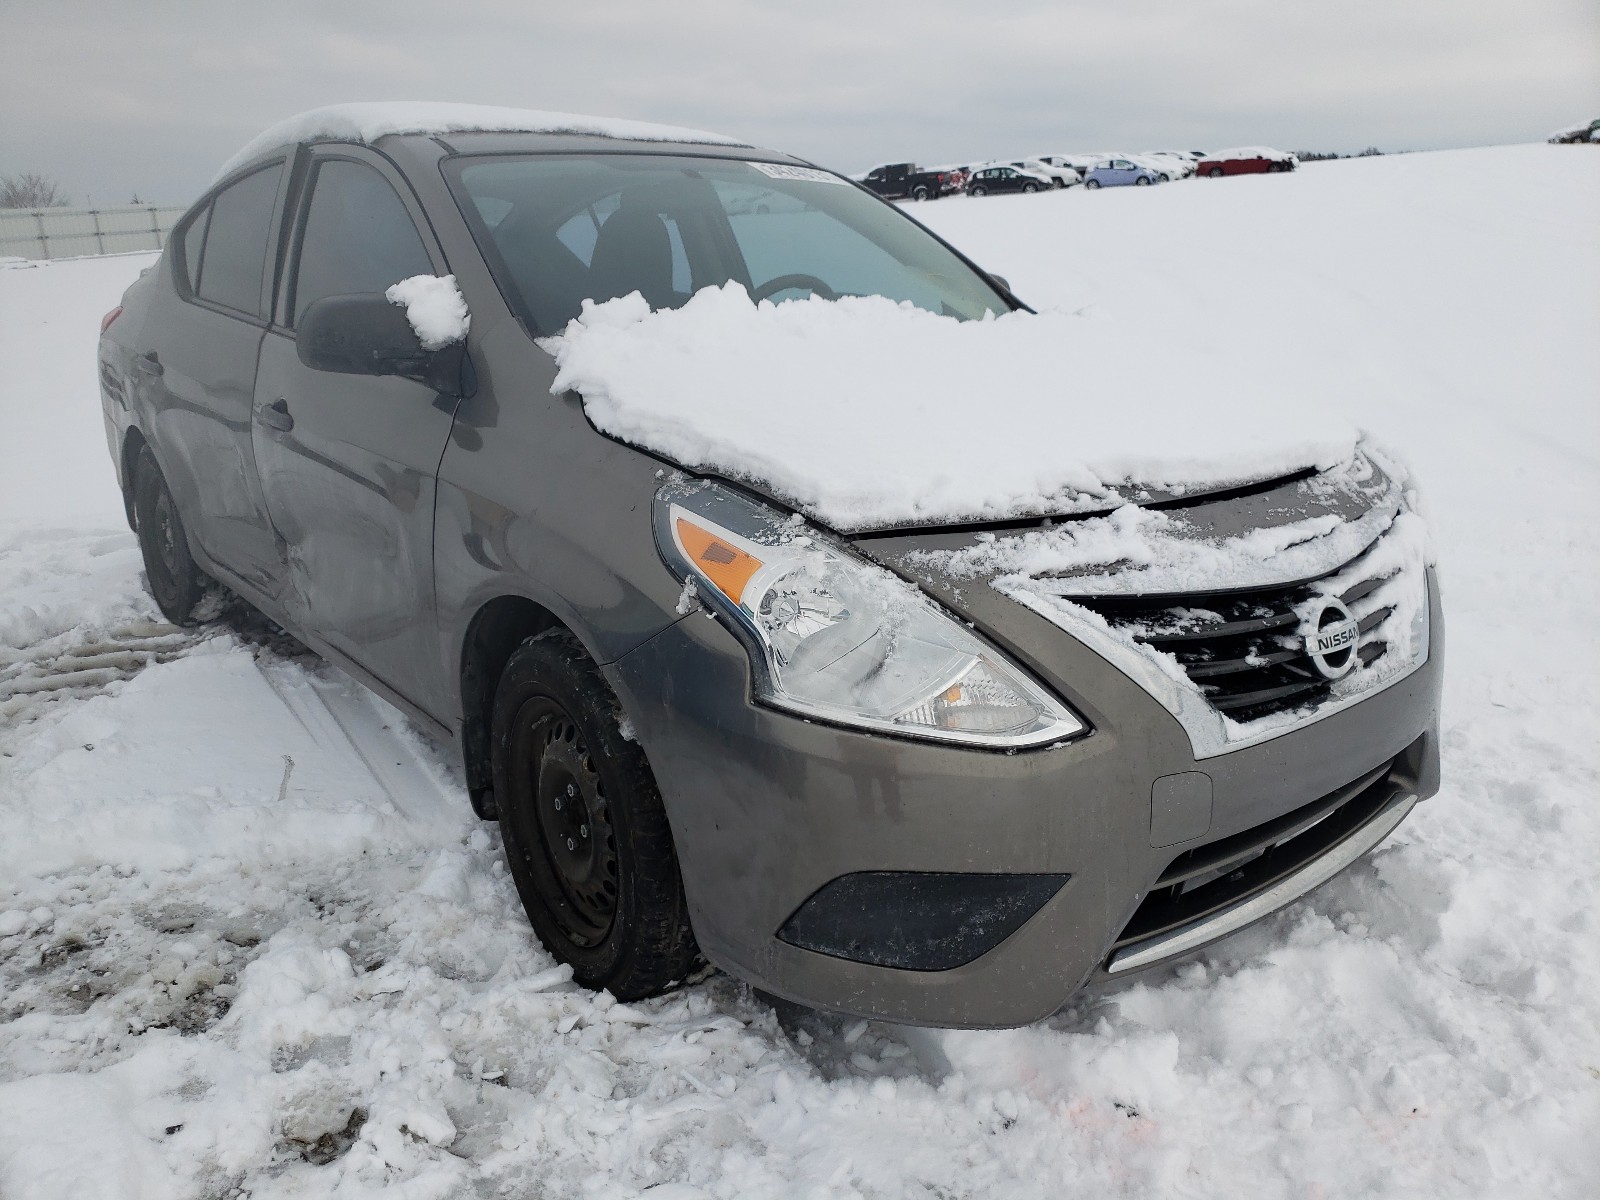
459,595,565,818
120,427,149,532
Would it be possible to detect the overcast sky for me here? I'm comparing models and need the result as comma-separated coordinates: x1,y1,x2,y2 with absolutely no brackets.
4,0,1596,206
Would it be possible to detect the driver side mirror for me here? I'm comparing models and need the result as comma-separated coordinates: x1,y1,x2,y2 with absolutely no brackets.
296,293,466,397
988,272,1012,294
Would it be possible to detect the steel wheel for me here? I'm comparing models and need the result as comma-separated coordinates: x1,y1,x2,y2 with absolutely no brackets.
132,444,206,624
511,702,619,946
491,630,699,999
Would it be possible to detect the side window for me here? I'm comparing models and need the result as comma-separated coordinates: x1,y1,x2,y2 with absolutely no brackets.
179,203,210,295
291,159,432,327
196,164,283,316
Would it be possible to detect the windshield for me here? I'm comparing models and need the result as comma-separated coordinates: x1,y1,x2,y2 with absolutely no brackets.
443,154,1011,335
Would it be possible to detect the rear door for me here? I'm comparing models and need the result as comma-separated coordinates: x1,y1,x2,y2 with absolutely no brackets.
249,148,459,715
140,161,290,594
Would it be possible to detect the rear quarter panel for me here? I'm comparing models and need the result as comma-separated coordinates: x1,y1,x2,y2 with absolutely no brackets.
99,263,161,499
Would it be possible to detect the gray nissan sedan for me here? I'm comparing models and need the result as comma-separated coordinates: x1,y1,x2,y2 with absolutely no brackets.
98,106,1441,1028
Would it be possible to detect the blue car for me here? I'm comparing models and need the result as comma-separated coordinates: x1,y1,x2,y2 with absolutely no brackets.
1083,158,1161,189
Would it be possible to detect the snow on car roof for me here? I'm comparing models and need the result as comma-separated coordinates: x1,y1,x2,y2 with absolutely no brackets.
1209,146,1297,161
216,102,747,179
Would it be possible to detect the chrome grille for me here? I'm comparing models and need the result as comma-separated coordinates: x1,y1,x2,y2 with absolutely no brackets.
1069,545,1398,722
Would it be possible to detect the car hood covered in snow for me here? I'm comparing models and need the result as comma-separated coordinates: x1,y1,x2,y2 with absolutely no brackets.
543,285,1363,534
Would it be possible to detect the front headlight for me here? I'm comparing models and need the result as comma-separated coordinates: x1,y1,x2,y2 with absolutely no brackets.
654,481,1086,749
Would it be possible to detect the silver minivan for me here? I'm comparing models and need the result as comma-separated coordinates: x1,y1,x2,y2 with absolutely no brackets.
99,107,1440,1028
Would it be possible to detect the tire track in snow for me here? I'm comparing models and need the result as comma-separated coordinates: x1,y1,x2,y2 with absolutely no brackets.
257,661,466,835
0,621,205,725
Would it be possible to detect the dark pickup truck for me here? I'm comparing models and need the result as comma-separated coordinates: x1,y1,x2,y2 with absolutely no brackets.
858,162,961,201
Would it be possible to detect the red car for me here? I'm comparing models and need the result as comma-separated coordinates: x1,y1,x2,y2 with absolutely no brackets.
1196,146,1298,178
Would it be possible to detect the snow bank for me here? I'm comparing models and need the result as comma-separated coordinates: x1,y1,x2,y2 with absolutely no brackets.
386,274,469,351
217,102,745,179
545,285,1359,532
0,253,154,533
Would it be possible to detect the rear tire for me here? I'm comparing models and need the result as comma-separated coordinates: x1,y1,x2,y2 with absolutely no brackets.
491,630,700,1001
132,444,206,625
912,185,929,201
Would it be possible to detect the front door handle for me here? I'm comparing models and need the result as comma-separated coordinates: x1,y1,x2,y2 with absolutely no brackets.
136,351,164,377
257,398,294,433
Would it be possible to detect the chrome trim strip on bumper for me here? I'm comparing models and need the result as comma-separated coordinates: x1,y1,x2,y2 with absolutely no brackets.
1105,791,1418,974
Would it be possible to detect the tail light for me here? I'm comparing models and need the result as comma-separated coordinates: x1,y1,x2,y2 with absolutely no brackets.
100,306,123,335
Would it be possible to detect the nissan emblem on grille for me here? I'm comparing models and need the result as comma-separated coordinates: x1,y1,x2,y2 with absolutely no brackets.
1302,597,1360,680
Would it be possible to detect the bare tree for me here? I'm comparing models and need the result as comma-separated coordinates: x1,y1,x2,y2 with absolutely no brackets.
0,173,70,208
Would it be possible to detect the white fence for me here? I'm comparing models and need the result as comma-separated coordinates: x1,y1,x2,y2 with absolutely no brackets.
0,204,189,261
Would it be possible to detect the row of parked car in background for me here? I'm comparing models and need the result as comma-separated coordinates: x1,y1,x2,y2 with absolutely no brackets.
856,146,1299,199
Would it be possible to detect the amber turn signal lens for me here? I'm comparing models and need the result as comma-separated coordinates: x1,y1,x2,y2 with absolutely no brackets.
674,517,764,605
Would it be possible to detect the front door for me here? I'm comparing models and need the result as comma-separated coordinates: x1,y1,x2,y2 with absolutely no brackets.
249,149,459,715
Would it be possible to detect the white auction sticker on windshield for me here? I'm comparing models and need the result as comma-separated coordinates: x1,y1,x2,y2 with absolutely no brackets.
747,162,848,185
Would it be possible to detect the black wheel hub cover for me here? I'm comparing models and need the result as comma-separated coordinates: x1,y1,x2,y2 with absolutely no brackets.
518,707,619,947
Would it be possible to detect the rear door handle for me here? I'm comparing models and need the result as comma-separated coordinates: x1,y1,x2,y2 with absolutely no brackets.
136,351,163,377
257,398,294,433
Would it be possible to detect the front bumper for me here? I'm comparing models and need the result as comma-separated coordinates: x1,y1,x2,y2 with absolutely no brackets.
608,571,1442,1029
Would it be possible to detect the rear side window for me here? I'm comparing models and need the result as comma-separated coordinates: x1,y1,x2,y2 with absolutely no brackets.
179,204,209,294
291,159,432,327
196,164,283,316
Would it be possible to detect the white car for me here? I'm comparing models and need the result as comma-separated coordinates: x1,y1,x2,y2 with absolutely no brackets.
1140,151,1197,179
1121,154,1185,182
1036,154,1098,177
1007,158,1081,188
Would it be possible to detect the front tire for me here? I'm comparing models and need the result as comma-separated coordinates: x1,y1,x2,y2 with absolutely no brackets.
1023,182,1039,193
1085,179,1100,189
491,630,699,1000
969,185,987,197
1209,167,1224,178
1136,176,1151,186
132,444,206,625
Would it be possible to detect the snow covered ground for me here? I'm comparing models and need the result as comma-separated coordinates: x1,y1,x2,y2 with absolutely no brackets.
2,143,1597,1198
